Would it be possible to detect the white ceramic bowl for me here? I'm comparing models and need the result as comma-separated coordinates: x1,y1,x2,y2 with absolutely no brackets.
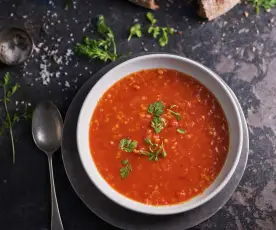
77,54,243,215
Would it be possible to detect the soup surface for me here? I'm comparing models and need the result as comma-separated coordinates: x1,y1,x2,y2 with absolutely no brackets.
89,69,229,205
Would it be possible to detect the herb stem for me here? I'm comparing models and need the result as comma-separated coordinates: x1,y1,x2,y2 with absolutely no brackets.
3,85,15,164
112,39,117,56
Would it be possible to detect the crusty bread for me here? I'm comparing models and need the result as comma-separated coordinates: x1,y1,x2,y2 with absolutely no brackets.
198,0,240,20
129,0,159,10
128,0,239,20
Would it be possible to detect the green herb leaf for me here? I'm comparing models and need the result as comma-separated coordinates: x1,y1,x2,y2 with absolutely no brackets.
147,12,160,38
7,84,19,98
159,27,174,47
148,101,164,116
160,142,167,157
3,72,10,85
177,128,186,134
120,159,132,179
143,138,167,161
146,12,157,25
249,0,276,14
75,15,117,62
98,15,112,36
151,116,164,133
168,109,181,121
128,24,142,41
144,137,153,145
148,25,160,38
119,138,138,152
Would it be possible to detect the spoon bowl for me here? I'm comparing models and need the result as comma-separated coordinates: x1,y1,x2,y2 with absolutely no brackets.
32,101,63,154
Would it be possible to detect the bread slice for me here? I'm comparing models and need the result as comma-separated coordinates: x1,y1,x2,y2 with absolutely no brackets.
128,0,159,10
198,0,240,20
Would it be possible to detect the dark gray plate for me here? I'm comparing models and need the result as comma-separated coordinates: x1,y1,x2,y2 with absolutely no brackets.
61,54,249,230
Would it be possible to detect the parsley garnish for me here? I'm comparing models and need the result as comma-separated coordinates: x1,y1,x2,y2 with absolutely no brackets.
148,101,165,133
146,12,174,46
159,27,174,47
0,72,31,164
148,101,164,116
168,109,181,121
119,138,138,152
177,128,186,134
141,138,167,161
128,24,142,41
249,0,276,14
147,12,160,38
120,159,132,179
151,116,164,133
168,105,181,121
75,15,117,62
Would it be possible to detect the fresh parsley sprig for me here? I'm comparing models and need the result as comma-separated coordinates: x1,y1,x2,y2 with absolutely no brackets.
120,159,132,179
148,101,165,133
147,12,160,38
148,101,164,116
146,12,174,46
159,27,174,47
140,138,167,161
128,24,142,41
75,15,117,62
151,116,164,133
119,138,138,152
0,72,31,164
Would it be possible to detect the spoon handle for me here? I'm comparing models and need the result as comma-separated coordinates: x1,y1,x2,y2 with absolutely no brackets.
48,155,64,230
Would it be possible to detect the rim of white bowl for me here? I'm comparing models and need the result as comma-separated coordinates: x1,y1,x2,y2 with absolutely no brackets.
77,54,243,215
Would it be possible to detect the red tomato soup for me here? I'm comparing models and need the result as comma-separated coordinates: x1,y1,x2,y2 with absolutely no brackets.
89,69,229,205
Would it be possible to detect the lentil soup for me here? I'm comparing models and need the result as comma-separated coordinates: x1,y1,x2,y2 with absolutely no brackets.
89,68,229,205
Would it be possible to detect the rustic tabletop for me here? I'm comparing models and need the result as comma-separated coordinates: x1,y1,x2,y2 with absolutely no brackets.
0,0,275,230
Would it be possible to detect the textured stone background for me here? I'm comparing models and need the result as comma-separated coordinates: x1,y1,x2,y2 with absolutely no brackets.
0,0,275,229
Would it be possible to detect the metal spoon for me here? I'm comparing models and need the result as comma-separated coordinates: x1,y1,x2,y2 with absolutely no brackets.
32,101,64,230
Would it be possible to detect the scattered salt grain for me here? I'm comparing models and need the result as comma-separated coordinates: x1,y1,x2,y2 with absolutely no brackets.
65,81,70,88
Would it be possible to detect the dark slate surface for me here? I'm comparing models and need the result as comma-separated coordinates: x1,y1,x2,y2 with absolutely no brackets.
0,0,275,230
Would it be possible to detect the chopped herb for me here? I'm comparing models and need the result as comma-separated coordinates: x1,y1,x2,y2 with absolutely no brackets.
75,15,117,62
146,12,157,25
151,116,164,133
120,159,132,179
144,137,154,146
119,138,138,152
148,101,164,116
142,138,167,161
146,12,174,46
249,0,276,14
170,105,177,109
177,128,186,134
160,142,167,157
128,24,142,41
168,109,181,121
159,27,174,47
147,12,160,38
